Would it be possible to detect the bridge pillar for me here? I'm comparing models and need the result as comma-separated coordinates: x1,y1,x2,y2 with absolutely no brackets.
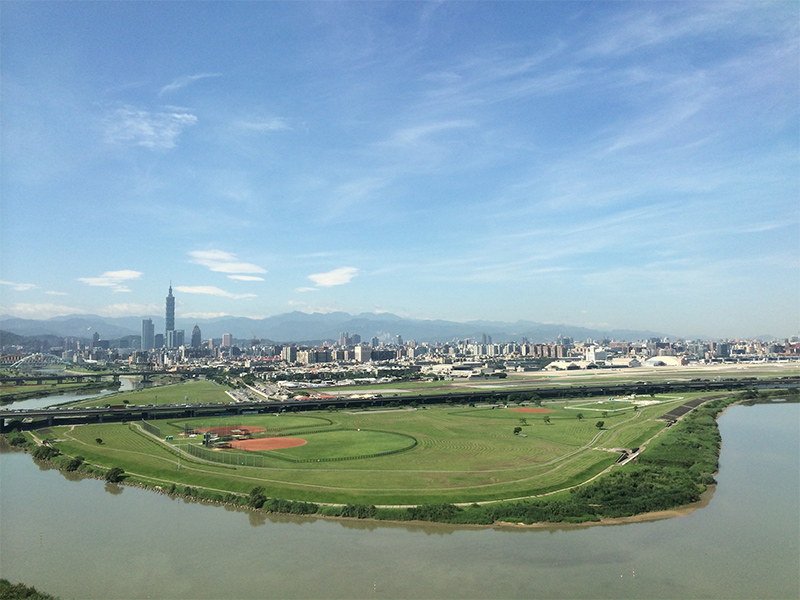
76,376,84,383
98,414,103,423
142,373,151,382
48,416,53,427
57,377,63,384
37,378,43,385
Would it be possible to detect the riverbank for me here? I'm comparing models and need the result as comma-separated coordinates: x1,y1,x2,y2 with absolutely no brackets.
2,433,722,534
0,380,119,405
492,485,716,530
7,391,775,528
8,389,796,528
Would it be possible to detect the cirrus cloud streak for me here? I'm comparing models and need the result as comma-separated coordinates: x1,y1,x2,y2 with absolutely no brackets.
77,270,142,293
174,285,256,300
189,250,266,279
307,267,359,287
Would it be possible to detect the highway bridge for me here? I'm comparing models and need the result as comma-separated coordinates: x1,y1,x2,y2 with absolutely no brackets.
0,370,172,386
1,376,796,433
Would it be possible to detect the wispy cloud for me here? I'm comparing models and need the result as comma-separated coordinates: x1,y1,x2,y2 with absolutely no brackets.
0,280,37,292
237,117,292,132
103,106,197,149
182,311,230,319
5,303,85,319
174,285,256,299
159,72,222,96
99,303,160,317
77,270,142,293
295,287,318,293
188,250,267,279
386,119,475,148
307,267,359,287
45,291,69,296
580,4,750,59
287,300,340,314
228,275,265,282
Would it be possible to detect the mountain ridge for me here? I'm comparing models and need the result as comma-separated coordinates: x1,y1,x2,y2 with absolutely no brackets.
0,312,676,344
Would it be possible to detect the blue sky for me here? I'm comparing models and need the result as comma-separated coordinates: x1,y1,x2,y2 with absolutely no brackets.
1,1,797,339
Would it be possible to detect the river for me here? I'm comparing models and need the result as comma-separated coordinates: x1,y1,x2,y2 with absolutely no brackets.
1,376,138,411
0,402,797,599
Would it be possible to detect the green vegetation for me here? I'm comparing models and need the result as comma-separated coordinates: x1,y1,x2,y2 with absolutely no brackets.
7,389,789,525
105,466,125,482
33,393,686,504
0,578,59,600
71,379,231,408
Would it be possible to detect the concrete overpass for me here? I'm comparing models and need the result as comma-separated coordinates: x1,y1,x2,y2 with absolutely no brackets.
0,370,172,386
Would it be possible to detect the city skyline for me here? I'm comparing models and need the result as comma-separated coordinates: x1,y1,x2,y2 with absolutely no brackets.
1,2,798,339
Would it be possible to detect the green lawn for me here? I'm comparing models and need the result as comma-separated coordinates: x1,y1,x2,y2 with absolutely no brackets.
72,380,232,407
44,392,705,505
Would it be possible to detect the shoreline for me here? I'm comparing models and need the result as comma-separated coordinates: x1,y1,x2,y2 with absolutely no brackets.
491,484,716,531
0,381,117,406
4,439,720,532
8,394,793,530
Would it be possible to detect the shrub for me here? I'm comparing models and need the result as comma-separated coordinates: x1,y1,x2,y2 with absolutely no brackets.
105,467,125,483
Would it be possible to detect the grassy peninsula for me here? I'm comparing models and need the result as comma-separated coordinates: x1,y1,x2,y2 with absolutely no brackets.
6,387,794,525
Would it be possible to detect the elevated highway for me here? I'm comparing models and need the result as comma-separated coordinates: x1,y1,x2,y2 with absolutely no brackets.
0,370,172,386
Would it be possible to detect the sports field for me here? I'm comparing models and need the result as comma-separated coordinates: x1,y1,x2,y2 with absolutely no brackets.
46,393,697,505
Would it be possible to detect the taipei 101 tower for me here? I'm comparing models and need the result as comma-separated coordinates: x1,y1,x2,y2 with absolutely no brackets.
165,284,175,338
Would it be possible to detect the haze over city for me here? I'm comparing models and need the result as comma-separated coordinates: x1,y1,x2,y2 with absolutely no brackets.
1,1,797,339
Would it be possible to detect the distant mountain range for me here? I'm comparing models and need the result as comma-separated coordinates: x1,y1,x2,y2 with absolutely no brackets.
0,311,675,345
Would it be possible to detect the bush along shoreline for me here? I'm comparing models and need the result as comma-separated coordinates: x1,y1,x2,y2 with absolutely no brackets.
3,390,793,526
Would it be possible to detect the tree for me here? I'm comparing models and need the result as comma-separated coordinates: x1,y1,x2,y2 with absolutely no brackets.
105,467,125,483
543,416,551,425
596,421,604,430
0,579,58,600
95,438,103,444
249,486,267,509
65,456,84,472
519,418,528,426
513,427,522,435
576,413,584,420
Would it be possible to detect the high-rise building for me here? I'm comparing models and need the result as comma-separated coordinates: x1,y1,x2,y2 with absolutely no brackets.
166,329,185,349
355,345,372,362
141,319,155,350
281,345,297,363
222,333,233,348
191,324,202,349
165,284,175,345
